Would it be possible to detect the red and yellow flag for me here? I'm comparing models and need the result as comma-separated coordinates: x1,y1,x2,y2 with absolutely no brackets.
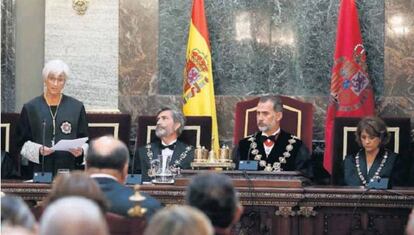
183,0,219,153
323,0,375,174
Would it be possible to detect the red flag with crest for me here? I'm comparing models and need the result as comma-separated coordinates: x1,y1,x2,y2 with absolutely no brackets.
323,0,375,174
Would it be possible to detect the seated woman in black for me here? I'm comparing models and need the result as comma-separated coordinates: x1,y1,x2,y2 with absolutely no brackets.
341,116,408,187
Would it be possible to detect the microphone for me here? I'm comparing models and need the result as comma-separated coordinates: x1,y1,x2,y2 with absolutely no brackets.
33,119,52,183
367,177,390,189
126,144,142,185
238,132,259,171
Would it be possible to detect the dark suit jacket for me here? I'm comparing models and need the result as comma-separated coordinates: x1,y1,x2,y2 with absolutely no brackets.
340,148,409,187
94,177,162,218
235,130,313,178
134,140,194,182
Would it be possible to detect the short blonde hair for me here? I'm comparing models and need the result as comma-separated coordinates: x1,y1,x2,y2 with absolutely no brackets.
42,59,70,80
144,205,213,235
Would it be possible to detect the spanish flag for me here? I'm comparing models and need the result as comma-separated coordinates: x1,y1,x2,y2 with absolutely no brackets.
183,0,219,153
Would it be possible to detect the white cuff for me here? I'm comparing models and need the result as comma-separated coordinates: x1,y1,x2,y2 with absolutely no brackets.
20,141,42,164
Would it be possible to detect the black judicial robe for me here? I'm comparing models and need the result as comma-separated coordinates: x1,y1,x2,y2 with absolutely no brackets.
134,140,194,182
339,148,408,187
16,94,88,176
235,130,313,178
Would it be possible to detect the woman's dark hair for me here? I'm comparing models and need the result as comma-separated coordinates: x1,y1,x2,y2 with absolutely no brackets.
43,171,108,213
355,116,390,147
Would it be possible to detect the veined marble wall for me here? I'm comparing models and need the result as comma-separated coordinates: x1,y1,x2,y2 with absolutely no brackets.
2,0,413,148
120,0,413,147
1,0,15,112
45,0,119,111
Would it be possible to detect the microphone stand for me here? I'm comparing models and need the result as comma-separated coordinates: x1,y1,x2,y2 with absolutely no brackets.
33,119,52,183
126,144,142,185
41,119,46,174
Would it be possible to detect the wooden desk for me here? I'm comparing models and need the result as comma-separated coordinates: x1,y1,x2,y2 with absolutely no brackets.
2,180,413,235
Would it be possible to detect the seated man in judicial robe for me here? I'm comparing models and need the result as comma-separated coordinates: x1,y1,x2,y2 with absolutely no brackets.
235,95,313,178
134,106,194,183
86,136,162,218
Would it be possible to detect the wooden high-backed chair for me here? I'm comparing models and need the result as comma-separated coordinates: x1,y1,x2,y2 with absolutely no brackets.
331,117,411,185
135,116,212,149
233,96,314,151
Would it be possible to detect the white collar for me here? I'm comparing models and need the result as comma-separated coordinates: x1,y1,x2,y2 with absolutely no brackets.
161,139,177,146
90,173,118,181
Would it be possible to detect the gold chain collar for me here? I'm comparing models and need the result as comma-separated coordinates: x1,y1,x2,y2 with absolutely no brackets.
248,133,297,172
44,94,63,146
146,143,192,177
355,150,388,186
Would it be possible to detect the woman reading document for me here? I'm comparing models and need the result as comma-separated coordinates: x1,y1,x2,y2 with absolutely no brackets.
16,60,89,177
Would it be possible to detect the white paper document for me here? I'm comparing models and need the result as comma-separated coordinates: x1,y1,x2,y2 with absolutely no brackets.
51,137,88,151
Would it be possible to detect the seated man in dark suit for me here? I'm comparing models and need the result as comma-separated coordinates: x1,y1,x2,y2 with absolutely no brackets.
86,136,162,218
134,106,194,183
235,95,313,178
186,173,243,235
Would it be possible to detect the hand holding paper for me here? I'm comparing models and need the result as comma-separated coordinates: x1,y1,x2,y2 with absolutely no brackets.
51,137,88,152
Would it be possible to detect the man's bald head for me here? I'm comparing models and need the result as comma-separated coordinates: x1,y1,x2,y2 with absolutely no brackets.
86,136,129,172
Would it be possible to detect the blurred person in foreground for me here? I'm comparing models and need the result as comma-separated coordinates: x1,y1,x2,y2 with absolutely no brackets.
86,136,162,218
144,205,213,235
40,196,108,235
186,173,243,235
1,195,37,234
43,171,108,213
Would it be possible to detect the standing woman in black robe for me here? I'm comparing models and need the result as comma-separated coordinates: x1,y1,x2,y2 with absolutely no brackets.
341,116,408,187
16,59,89,177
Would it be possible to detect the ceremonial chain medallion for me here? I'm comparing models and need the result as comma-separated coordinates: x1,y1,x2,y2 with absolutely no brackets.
146,144,192,177
248,134,297,172
355,150,388,186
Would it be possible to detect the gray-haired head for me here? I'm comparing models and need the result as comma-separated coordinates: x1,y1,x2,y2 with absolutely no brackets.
1,195,37,231
258,95,283,113
42,59,71,81
157,106,186,136
40,196,109,235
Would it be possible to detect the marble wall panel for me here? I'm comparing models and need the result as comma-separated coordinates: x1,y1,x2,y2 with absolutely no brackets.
157,0,384,97
1,0,15,112
119,0,158,96
45,0,118,110
384,0,414,140
120,0,413,147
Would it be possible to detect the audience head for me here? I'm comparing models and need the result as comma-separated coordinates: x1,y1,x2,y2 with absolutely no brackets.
1,195,37,232
144,205,213,235
155,106,186,138
186,173,242,232
407,208,414,235
355,116,390,148
257,95,283,134
86,135,130,183
40,196,109,235
44,171,108,213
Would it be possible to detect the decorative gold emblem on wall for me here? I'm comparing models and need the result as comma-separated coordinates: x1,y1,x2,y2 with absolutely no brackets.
72,0,89,15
